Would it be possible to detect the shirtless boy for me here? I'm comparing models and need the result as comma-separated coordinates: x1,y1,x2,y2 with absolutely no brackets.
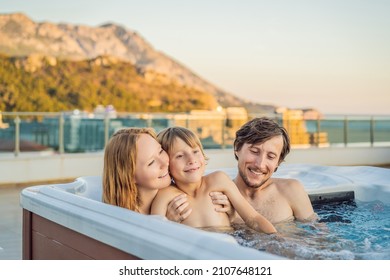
151,126,276,234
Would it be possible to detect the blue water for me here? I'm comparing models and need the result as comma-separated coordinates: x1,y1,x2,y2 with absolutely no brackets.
305,119,390,144
217,200,390,260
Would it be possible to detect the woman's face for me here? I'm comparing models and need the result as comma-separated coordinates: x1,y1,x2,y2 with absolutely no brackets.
134,134,171,190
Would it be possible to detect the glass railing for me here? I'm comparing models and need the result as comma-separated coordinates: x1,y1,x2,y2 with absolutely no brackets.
1,111,389,156
304,115,390,147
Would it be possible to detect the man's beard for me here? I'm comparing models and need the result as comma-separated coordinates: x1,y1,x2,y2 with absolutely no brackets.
238,166,270,189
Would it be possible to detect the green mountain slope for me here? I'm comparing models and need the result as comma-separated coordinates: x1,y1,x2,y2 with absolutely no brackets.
0,54,218,112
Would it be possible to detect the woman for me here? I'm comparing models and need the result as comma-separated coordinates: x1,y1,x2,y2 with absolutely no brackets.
103,127,231,219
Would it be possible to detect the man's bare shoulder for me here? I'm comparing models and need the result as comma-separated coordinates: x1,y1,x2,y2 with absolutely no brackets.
272,177,305,194
273,177,312,205
273,177,302,186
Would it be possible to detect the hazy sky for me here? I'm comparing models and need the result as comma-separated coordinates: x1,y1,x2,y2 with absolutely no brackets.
2,0,390,115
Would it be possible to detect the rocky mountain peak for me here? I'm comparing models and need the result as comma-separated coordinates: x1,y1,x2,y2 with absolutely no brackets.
0,12,275,113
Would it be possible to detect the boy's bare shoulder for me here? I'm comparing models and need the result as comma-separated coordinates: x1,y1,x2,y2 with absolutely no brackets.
203,171,233,192
157,185,182,195
155,185,183,200
204,170,231,181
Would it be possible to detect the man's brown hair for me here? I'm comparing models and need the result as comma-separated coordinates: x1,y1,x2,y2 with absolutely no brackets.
234,117,290,164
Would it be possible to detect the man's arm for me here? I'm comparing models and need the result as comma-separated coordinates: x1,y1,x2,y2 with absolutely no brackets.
283,179,317,222
209,191,236,222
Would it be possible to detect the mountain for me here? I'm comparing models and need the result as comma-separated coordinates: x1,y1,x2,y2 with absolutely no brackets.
0,12,275,113
0,53,222,112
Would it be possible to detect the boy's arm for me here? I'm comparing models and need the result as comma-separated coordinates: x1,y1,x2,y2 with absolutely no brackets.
210,171,277,234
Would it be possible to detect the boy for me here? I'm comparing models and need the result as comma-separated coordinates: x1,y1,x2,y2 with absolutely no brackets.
151,127,276,234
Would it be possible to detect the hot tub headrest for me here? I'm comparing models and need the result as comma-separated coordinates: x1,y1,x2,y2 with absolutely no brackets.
53,176,103,201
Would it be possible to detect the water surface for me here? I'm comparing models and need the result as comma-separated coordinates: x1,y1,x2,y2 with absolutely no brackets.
206,200,390,260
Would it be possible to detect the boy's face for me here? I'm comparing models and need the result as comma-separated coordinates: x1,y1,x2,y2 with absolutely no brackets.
168,137,206,185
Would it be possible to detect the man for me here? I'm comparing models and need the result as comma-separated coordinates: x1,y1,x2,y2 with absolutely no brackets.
167,117,316,224
232,117,317,224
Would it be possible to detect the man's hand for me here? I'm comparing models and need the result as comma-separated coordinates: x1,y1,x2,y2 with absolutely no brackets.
166,194,192,223
210,191,236,221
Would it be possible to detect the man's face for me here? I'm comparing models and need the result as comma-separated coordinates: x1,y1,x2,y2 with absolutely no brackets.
235,135,283,189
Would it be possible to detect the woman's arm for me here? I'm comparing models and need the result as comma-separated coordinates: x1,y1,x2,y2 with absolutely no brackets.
165,193,193,223
151,188,189,223
150,192,169,216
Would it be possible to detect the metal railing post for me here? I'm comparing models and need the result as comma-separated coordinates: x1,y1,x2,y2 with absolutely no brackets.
104,114,110,148
370,117,374,147
221,117,226,149
146,114,152,128
58,113,65,154
14,116,21,157
343,116,348,147
316,117,321,147
185,113,190,128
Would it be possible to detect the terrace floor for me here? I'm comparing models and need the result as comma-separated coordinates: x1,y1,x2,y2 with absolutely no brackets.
0,184,25,260
0,179,74,260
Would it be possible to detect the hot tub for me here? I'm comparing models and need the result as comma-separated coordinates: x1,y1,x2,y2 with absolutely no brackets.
20,164,390,260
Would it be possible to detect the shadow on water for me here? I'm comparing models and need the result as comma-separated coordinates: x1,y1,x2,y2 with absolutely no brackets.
314,200,356,223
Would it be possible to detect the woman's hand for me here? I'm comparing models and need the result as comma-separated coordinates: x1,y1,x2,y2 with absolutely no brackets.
166,194,192,223
209,191,236,221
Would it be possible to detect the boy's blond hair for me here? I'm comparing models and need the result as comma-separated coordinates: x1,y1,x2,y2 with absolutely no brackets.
157,126,208,161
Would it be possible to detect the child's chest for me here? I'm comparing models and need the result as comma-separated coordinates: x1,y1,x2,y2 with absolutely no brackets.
183,191,230,228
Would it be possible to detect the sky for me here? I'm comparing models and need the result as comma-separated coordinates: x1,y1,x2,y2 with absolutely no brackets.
2,0,390,115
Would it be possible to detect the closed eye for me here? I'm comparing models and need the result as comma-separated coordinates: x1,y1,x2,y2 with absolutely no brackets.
148,160,155,166
268,154,277,160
